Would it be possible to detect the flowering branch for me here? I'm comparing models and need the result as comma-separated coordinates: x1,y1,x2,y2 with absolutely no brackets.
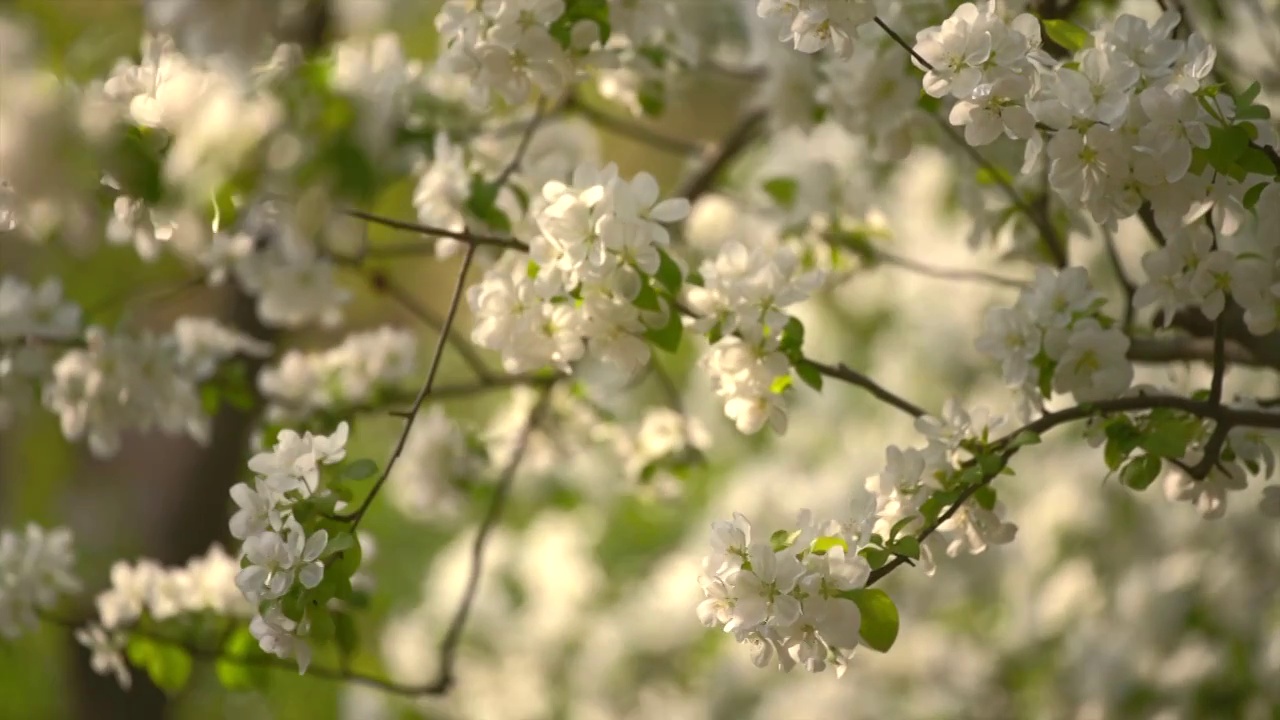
366,270,494,382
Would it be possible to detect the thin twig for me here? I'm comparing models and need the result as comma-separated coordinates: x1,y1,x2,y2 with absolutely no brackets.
343,243,479,530
1127,336,1261,366
871,15,1068,266
492,98,548,191
345,209,526,251
874,248,1029,289
805,360,927,419
429,387,553,693
567,94,706,155
369,271,493,381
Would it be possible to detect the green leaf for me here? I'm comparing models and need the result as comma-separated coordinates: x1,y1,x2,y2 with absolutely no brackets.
890,536,920,561
795,361,823,391
637,77,665,117
341,459,378,481
842,588,900,653
654,249,683,294
130,639,192,694
1206,124,1252,173
778,317,805,359
323,532,356,558
1103,417,1143,470
973,485,998,511
1236,146,1277,176
887,516,916,542
1042,19,1091,53
770,528,803,552
762,178,798,209
108,125,165,204
465,174,512,233
810,535,848,555
1236,104,1272,121
859,546,890,570
1120,454,1162,490
1245,182,1270,209
644,305,683,353
632,282,661,312
330,541,363,581
1239,81,1263,107
1139,410,1201,459
216,627,265,691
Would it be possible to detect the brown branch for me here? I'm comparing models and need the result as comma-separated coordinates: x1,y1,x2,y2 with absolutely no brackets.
805,360,927,419
345,209,526,251
367,271,493,381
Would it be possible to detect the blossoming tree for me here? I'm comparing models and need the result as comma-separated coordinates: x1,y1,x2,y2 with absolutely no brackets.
4,0,1280,717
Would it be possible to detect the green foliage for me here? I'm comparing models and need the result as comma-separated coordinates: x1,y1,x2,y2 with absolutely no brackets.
340,458,379,481
810,535,848,555
762,177,798,209
1120,454,1162,491
215,627,267,691
127,636,193,694
654,249,683,294
771,528,803,552
840,588,900,653
1042,19,1091,53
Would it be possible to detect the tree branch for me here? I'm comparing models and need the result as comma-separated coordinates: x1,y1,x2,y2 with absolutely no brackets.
806,360,927,419
677,108,767,202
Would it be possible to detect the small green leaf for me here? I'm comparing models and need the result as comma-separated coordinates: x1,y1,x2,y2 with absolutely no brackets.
973,485,998,511
632,282,661,311
323,532,356,558
795,361,824,391
1120,453,1162,490
644,305,683,353
842,588,900,653
770,528,803,552
341,458,378,481
889,536,920,560
637,77,665,117
762,177,798,209
308,608,335,643
888,516,916,542
654,249,683,294
1139,411,1201,459
1239,81,1263,106
810,535,848,555
1236,146,1277,176
1042,19,1091,53
778,317,805,359
859,546,890,570
1244,182,1270,209
1206,125,1252,172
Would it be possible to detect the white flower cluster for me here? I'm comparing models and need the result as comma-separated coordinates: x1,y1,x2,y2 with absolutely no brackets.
756,0,877,58
258,326,416,421
977,267,1133,407
697,510,870,675
80,543,249,690
96,34,282,202
434,0,578,108
229,422,350,673
468,162,689,376
0,523,80,640
915,5,1276,236
865,402,1019,572
688,241,824,435
0,276,81,428
43,318,270,458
